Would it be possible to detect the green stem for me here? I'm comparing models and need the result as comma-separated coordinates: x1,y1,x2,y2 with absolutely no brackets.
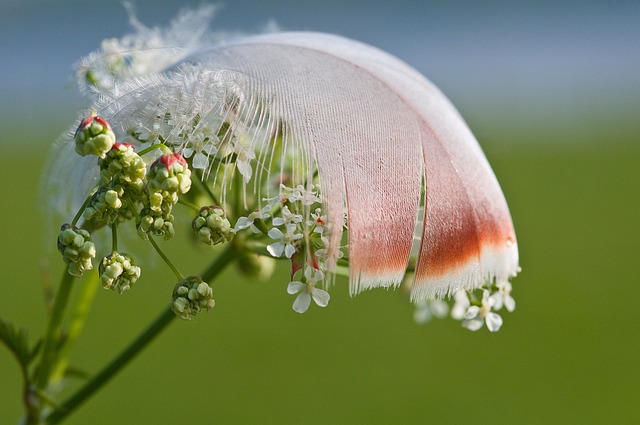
50,273,99,385
71,188,98,226
35,269,75,389
177,198,201,213
148,236,184,281
137,143,171,157
46,245,236,424
111,224,118,252
46,307,175,425
194,171,221,207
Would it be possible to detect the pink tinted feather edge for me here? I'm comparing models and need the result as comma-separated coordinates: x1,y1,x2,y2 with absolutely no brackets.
184,32,520,298
242,33,519,298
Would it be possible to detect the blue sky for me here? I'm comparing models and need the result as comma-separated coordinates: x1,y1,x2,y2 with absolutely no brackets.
1,0,638,150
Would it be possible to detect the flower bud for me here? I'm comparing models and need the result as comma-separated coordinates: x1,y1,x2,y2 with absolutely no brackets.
171,276,215,320
100,142,146,190
192,206,233,245
148,153,192,194
83,184,130,224
74,114,116,158
57,223,96,277
236,252,276,282
99,252,141,294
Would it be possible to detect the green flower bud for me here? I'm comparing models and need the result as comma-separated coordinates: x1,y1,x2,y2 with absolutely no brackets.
100,142,147,190
192,206,233,245
74,114,116,158
148,153,192,194
136,207,175,240
171,276,215,320
83,184,137,224
99,252,141,294
57,224,96,277
236,252,276,282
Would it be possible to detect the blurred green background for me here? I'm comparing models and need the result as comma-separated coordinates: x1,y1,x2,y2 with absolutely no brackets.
1,1,639,424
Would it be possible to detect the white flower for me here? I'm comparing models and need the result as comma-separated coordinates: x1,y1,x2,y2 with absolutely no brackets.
182,130,219,170
235,145,255,184
307,208,327,234
451,289,470,320
272,205,303,227
286,266,330,313
314,236,345,261
490,280,516,312
413,299,449,324
267,223,303,258
287,184,321,206
462,290,503,332
233,205,271,233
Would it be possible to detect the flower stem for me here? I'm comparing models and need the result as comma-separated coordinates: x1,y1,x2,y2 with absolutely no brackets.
46,307,175,425
71,187,98,226
148,236,183,280
50,273,99,385
137,143,171,157
45,244,237,424
177,198,201,213
194,170,221,208
35,268,75,389
111,223,118,252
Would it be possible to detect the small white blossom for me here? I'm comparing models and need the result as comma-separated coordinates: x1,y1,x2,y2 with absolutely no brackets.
233,205,271,233
235,145,255,183
451,289,470,320
267,223,303,258
287,184,321,206
314,236,345,262
307,208,327,234
462,290,503,332
490,280,516,312
287,266,330,313
413,299,449,324
182,130,219,170
272,205,303,227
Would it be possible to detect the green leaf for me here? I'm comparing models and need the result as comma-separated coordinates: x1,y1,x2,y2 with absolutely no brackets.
0,316,34,372
63,366,91,381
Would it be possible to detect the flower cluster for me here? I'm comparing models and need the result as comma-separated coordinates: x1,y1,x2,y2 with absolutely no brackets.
192,206,233,245
136,153,191,240
58,116,203,313
413,280,516,332
231,184,343,313
84,142,147,224
171,276,215,320
58,103,517,328
74,114,116,158
57,224,96,277
99,252,141,294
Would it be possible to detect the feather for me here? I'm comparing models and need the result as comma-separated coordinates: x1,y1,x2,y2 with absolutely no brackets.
64,31,519,300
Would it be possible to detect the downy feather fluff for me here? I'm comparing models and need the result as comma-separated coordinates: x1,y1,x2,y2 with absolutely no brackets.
52,20,519,300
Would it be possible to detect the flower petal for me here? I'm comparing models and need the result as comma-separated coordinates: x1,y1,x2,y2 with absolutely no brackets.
504,295,516,312
267,242,284,257
485,312,503,332
463,306,480,320
284,243,296,258
462,318,484,331
311,288,330,307
192,151,209,170
292,292,311,313
287,281,305,294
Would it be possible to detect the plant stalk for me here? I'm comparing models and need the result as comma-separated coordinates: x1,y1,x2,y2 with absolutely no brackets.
46,244,236,424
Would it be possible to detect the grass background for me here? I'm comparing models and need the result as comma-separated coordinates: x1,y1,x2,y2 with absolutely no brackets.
1,114,638,425
1,0,639,423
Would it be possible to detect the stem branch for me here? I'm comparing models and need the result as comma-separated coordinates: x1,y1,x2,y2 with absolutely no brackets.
35,270,75,389
46,245,236,424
